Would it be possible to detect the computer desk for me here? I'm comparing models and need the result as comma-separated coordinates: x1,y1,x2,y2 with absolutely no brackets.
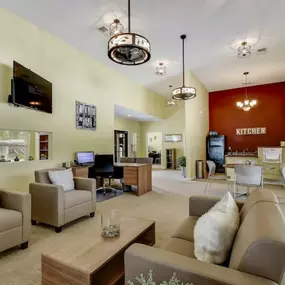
114,163,152,196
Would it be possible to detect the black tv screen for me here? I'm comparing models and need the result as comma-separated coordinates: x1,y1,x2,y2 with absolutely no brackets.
12,61,52,113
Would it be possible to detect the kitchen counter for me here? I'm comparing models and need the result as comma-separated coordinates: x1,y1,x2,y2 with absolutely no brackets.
225,153,258,158
224,147,284,183
225,155,259,181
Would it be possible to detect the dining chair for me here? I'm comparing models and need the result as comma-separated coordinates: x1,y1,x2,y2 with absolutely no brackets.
204,160,231,194
234,165,263,199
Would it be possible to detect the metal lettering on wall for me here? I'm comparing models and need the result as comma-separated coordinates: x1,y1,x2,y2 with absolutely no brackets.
236,127,266,136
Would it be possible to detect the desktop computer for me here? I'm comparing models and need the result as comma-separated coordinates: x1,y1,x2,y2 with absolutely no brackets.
75,151,95,166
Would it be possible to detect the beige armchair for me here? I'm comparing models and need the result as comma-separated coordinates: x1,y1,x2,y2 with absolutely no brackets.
125,189,285,285
0,189,31,252
29,168,96,233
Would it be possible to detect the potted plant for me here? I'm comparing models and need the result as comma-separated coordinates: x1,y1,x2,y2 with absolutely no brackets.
178,156,186,178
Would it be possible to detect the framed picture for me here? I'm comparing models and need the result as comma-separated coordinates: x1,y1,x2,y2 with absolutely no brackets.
76,101,96,131
165,134,182,142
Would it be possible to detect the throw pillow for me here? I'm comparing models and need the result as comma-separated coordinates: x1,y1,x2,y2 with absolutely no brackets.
193,192,240,264
48,169,74,191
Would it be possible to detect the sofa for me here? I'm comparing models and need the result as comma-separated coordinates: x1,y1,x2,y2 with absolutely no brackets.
0,189,31,252
125,189,285,285
29,168,96,232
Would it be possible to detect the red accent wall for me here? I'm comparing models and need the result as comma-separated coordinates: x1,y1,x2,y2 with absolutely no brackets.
209,82,285,152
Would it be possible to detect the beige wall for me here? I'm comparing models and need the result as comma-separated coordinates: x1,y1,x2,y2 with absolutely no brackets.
114,116,142,156
0,9,165,191
141,104,185,168
185,72,209,179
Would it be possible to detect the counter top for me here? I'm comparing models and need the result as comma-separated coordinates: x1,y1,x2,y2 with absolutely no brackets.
225,154,258,158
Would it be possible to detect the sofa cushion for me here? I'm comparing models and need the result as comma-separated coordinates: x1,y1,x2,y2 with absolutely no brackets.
64,190,91,209
194,192,240,264
240,188,278,222
0,208,22,232
172,216,198,242
35,168,65,184
49,169,74,191
164,237,196,258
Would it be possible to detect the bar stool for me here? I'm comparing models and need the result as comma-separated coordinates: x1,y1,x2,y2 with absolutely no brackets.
204,160,231,195
234,165,263,199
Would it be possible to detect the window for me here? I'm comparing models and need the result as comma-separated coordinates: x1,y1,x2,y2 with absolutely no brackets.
0,130,30,162
0,130,51,163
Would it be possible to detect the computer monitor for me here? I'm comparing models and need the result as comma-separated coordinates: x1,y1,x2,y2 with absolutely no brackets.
94,154,114,174
76,151,94,165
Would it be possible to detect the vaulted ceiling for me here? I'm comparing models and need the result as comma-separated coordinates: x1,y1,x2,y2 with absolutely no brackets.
2,0,285,97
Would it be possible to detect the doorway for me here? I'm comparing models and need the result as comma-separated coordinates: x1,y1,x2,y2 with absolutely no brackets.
114,130,128,162
146,132,163,168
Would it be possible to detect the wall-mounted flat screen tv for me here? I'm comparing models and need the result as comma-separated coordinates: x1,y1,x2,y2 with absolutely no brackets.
12,61,52,114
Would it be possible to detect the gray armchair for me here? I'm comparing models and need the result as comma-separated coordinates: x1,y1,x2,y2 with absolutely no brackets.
29,168,96,233
0,189,31,252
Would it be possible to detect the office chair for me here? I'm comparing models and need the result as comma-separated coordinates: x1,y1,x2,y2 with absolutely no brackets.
94,154,120,195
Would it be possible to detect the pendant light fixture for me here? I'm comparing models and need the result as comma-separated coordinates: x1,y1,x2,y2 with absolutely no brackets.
237,41,251,58
108,0,151,65
109,19,124,36
236,72,257,111
166,85,177,107
156,62,166,76
172,35,196,100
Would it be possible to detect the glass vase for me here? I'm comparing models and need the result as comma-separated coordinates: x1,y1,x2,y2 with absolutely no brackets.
101,210,120,238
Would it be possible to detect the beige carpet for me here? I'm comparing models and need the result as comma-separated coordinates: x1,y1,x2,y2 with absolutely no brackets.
0,170,284,285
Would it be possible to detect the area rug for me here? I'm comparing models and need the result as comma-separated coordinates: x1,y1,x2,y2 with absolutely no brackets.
96,188,124,202
0,170,284,285
0,190,188,285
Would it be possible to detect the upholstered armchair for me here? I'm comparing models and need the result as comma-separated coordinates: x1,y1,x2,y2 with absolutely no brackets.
29,168,96,233
0,189,31,252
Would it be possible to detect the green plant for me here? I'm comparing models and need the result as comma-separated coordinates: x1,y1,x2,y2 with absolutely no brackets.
178,156,186,168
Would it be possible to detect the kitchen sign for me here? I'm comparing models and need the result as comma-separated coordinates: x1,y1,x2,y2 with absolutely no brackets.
236,127,266,136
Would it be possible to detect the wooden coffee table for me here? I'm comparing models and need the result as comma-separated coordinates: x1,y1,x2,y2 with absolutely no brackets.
42,216,155,285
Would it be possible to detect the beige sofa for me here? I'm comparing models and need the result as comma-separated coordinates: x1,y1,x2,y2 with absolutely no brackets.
29,168,96,233
125,189,285,285
0,189,31,252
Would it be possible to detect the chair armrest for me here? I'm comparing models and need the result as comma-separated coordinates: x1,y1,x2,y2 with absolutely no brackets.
0,189,31,242
125,244,275,285
29,183,64,227
189,196,220,216
189,196,244,216
73,177,96,192
73,178,96,211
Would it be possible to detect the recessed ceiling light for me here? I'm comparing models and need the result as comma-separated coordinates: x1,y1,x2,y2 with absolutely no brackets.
128,115,132,117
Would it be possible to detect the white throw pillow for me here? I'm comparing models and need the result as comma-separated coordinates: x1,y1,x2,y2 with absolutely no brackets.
193,192,240,264
48,169,74,191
